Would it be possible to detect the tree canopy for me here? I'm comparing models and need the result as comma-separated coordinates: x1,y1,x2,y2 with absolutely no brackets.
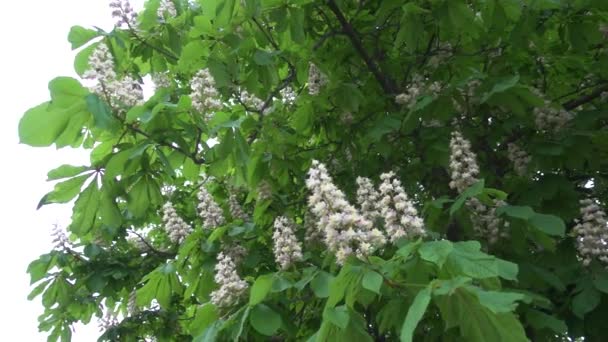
19,0,608,341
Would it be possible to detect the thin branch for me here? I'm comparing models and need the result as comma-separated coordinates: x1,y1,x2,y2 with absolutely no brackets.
563,83,608,110
128,124,206,164
126,24,179,62
326,0,397,94
128,229,175,258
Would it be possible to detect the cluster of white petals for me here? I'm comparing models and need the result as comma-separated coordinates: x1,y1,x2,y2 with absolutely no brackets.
465,79,481,98
210,252,248,307
152,72,172,90
128,235,151,252
467,198,510,244
110,0,137,27
449,131,508,243
225,244,247,264
161,202,192,244
378,172,426,242
304,210,323,244
190,69,223,121
306,160,385,264
356,177,381,221
127,289,138,316
395,75,441,109
228,193,249,221
51,224,70,250
532,91,574,132
427,42,452,69
97,309,118,332
240,90,264,111
84,43,143,110
280,86,297,105
507,143,531,176
257,181,273,202
197,187,225,229
157,0,177,18
308,63,328,95
449,130,480,192
272,216,304,270
574,199,608,266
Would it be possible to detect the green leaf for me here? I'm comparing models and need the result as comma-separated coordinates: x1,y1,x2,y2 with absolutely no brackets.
446,241,499,279
496,205,535,220
418,240,453,268
572,283,601,318
18,103,72,147
528,213,566,237
48,77,88,108
362,270,383,294
86,93,120,130
450,179,485,216
401,286,431,342
253,50,275,65
324,305,350,329
47,165,89,181
481,75,520,103
38,174,91,208
468,287,525,313
190,303,218,337
27,254,54,285
526,309,567,334
68,180,100,235
249,273,274,306
250,304,281,336
311,271,334,298
592,272,608,294
68,25,101,49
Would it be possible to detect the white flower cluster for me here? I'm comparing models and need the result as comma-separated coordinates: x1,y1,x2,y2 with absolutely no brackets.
157,0,177,18
257,181,272,202
427,42,452,69
280,86,297,105
210,252,248,307
378,172,426,243
395,75,441,109
97,309,118,332
197,187,225,229
51,224,70,250
228,193,249,221
110,0,137,28
240,90,264,111
308,63,328,96
272,216,304,270
127,289,138,316
304,210,323,244
225,244,247,264
467,198,510,244
507,143,531,176
448,130,480,192
356,177,381,221
161,202,192,244
532,92,574,132
152,72,172,90
466,79,482,98
573,199,608,267
83,43,143,110
190,68,223,121
306,160,385,264
449,131,508,244
128,235,151,252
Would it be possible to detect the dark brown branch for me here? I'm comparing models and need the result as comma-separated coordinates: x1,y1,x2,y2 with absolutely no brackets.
326,0,397,94
128,230,175,258
562,83,608,110
128,124,206,164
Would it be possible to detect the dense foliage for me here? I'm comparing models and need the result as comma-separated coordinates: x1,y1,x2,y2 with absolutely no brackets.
19,0,608,341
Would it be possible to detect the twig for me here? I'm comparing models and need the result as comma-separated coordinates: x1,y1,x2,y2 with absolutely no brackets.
326,0,397,94
126,24,179,61
128,124,206,164
563,83,608,110
128,229,175,258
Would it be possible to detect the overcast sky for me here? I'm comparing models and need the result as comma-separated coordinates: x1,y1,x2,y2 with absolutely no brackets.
0,1,144,340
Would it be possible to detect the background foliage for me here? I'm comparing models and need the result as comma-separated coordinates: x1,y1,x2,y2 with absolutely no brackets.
19,0,608,341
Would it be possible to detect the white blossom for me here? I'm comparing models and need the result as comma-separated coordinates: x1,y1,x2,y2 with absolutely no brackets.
97,309,118,332
51,224,70,250
395,75,441,109
467,198,510,244
573,199,608,267
110,0,137,28
272,216,303,270
257,181,273,202
356,177,380,221
304,210,323,244
240,90,264,111
306,160,385,264
308,63,328,96
449,130,480,193
228,193,249,221
127,290,138,316
225,244,247,264
161,202,192,244
378,172,426,243
152,72,172,90
210,252,248,307
280,86,297,105
83,43,116,86
128,234,151,252
197,187,225,229
190,68,223,121
507,143,531,176
157,0,177,18
532,91,574,132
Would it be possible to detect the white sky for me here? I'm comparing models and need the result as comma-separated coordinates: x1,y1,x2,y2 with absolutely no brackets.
0,0,144,340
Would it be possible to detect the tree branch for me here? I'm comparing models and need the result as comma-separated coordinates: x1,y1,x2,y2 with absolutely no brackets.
562,83,608,110
325,0,397,94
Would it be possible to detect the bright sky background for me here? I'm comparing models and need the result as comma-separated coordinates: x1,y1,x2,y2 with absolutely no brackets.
0,1,144,340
